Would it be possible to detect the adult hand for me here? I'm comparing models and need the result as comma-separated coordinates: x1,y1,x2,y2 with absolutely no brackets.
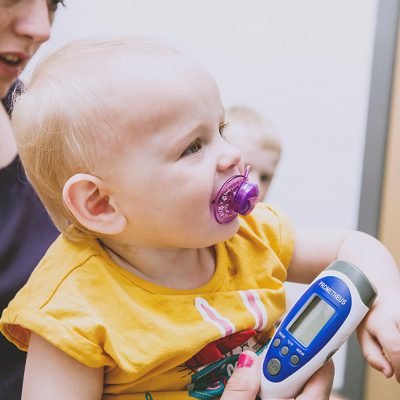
221,351,334,400
290,359,334,400
356,289,400,381
220,351,260,400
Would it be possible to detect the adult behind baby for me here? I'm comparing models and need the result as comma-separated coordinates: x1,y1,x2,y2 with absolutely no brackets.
1,38,399,399
0,1,62,398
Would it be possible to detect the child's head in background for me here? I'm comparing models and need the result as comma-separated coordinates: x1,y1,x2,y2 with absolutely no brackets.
12,37,244,250
224,106,281,200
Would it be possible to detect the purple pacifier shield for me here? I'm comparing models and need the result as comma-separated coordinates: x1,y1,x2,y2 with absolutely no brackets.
213,175,244,224
212,169,259,224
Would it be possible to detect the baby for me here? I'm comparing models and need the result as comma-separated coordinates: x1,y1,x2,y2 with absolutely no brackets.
224,106,281,200
1,38,399,400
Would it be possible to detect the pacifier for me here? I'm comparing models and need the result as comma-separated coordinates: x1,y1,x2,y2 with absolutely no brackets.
212,166,259,224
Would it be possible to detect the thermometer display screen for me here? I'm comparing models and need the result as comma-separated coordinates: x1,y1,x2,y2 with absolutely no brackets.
288,295,335,347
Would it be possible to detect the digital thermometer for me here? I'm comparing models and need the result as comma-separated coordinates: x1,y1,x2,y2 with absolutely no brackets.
259,260,377,399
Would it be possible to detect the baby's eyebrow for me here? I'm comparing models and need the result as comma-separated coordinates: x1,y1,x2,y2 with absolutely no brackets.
173,123,207,147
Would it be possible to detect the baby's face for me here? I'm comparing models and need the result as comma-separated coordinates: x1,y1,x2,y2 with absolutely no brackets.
250,149,279,200
104,56,244,249
236,141,279,200
225,126,280,200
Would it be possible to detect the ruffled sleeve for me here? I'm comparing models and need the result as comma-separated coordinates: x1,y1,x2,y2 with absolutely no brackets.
0,246,116,369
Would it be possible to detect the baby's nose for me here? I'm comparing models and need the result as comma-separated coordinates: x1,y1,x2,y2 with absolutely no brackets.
217,142,243,173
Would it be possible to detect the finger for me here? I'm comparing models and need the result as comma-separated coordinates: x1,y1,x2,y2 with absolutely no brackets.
296,360,335,400
357,328,394,378
265,362,335,400
221,351,260,400
373,324,400,381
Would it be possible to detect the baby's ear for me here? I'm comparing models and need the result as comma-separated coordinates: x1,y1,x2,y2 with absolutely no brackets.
62,173,127,235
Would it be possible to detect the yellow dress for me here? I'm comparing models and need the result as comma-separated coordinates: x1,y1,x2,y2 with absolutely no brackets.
0,203,294,399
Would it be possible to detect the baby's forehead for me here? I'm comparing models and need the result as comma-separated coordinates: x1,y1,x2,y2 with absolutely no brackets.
113,53,209,92
84,51,213,117
101,53,219,121
33,38,221,150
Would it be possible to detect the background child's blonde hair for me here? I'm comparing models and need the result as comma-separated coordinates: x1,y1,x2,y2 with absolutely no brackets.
12,37,178,241
225,106,281,155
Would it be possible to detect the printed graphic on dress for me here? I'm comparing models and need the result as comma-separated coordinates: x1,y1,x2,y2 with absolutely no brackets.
183,291,272,399
195,297,236,337
239,289,268,330
186,334,271,399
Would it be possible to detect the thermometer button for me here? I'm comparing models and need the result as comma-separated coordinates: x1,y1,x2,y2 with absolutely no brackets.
290,355,300,365
280,346,289,356
273,338,281,347
267,358,281,376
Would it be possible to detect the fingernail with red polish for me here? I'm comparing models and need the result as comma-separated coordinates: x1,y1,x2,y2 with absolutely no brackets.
237,353,254,368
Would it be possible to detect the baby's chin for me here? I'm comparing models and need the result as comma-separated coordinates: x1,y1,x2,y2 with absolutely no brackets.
211,216,241,243
180,215,241,249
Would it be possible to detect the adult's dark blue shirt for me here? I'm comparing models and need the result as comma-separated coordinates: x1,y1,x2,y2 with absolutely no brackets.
0,82,59,400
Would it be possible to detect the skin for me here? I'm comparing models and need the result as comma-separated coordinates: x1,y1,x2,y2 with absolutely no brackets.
223,118,281,200
226,130,280,200
246,147,280,201
0,0,58,167
63,54,244,289
23,40,400,400
0,0,57,97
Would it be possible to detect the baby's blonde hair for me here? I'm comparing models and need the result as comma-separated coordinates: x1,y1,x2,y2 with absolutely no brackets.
225,106,281,154
12,37,179,241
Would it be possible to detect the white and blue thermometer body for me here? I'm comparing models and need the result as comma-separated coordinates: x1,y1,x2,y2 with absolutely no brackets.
259,260,377,399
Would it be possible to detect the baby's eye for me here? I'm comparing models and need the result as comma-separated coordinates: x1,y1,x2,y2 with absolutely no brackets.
181,139,203,157
260,173,272,183
219,121,229,138
48,0,65,12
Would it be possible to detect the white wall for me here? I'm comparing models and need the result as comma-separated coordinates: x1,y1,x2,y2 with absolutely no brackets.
24,0,379,391
26,0,378,230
